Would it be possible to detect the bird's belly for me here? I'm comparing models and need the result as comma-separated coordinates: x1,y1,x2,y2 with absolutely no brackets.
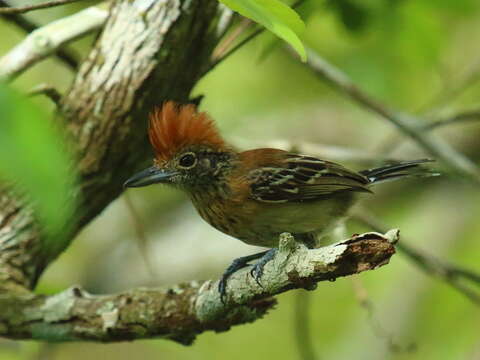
229,194,355,247
192,193,355,248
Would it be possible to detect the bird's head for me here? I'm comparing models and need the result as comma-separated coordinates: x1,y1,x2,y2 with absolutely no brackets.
124,102,235,191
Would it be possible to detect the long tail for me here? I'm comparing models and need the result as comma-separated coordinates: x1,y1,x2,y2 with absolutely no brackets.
360,159,439,185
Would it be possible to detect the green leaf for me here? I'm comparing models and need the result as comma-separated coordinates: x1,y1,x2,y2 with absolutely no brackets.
220,0,307,61
0,84,76,254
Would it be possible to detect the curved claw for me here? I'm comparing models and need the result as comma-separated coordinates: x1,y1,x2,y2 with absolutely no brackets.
217,250,269,305
248,248,278,288
250,265,264,288
218,275,229,305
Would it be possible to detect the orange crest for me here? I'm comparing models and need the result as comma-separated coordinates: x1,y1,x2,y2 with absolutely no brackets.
148,101,226,163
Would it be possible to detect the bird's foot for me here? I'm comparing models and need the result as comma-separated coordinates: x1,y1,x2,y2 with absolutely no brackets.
250,248,278,287
218,250,269,304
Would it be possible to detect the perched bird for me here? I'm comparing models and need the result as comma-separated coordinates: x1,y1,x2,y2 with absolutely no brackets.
124,101,434,300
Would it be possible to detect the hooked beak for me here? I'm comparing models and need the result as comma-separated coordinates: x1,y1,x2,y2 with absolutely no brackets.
123,166,177,188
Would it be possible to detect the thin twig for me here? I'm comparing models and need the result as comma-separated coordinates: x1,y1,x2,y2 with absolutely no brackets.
33,343,57,360
28,83,62,106
351,277,416,354
0,0,88,14
202,0,480,184
290,46,480,185
208,25,263,71
207,0,306,72
353,211,480,305
0,0,78,69
212,18,253,61
0,2,108,81
423,110,480,131
420,58,480,115
294,290,317,360
373,108,480,155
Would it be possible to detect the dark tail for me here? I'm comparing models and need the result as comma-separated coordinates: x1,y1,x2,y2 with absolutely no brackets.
360,159,439,185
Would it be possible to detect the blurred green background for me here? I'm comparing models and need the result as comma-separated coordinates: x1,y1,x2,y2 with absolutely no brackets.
1,0,480,359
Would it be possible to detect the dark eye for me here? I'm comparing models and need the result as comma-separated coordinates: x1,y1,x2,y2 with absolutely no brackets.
178,152,197,168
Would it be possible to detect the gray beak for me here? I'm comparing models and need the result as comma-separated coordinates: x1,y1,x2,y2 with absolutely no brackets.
123,166,177,188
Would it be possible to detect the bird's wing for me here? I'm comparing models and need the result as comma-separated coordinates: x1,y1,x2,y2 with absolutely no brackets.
247,154,371,203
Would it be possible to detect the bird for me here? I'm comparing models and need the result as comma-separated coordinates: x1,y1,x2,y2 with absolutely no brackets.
124,101,435,302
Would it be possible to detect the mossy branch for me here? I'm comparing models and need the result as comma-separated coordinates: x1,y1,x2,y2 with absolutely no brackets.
0,231,397,344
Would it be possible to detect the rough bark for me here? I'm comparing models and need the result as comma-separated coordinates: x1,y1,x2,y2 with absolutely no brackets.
0,0,231,290
0,231,397,344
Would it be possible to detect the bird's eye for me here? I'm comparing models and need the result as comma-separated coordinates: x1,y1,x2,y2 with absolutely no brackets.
178,152,197,169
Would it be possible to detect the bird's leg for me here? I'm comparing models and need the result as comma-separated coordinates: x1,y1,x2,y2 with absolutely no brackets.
249,233,315,286
219,250,269,304
249,248,278,287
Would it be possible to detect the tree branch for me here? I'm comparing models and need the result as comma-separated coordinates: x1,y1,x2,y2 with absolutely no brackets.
207,0,306,72
0,2,108,81
294,290,317,360
28,83,62,106
421,58,480,115
293,47,480,185
0,0,79,70
0,0,87,15
204,14,480,184
353,211,480,305
424,109,480,131
0,231,397,344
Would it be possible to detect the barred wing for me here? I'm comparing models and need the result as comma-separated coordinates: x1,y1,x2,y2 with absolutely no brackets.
248,154,370,203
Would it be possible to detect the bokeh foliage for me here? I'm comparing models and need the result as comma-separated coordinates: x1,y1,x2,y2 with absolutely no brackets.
0,84,76,255
1,0,480,359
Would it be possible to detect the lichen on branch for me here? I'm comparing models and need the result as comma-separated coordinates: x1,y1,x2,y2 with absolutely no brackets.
0,231,397,344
